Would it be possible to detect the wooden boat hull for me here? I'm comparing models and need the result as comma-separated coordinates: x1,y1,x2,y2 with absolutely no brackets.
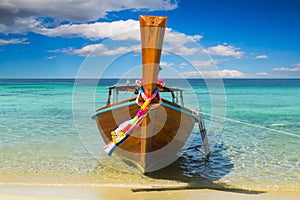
92,98,197,172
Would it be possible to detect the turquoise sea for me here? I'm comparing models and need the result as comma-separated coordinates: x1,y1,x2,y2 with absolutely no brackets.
0,79,299,191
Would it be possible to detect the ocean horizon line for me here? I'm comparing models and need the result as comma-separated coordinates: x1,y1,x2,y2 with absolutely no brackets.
1,78,300,87
0,77,300,80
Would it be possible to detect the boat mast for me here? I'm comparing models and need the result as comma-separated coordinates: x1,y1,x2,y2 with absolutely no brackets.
139,16,167,172
140,15,167,97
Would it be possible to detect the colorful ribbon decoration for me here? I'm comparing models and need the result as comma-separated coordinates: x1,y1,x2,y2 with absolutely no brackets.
104,87,159,156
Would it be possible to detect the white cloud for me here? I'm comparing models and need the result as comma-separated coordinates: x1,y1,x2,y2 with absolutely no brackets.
164,44,200,55
203,44,244,59
182,69,246,78
0,0,178,34
66,43,140,56
46,56,56,60
192,59,225,68
181,71,201,77
24,19,202,47
160,61,174,67
37,20,140,40
273,67,300,72
165,29,202,44
179,63,187,68
255,72,270,77
163,29,202,55
218,69,246,78
0,1,246,60
0,38,28,45
0,0,206,58
41,19,204,56
292,63,300,67
255,55,268,59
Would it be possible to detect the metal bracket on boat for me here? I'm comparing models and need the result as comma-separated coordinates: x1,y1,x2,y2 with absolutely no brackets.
189,109,211,159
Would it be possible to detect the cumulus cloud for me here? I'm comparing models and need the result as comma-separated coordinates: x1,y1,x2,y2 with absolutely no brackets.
203,44,244,59
62,43,140,56
0,1,246,60
163,30,202,55
164,44,200,55
0,0,178,34
0,38,28,45
28,19,202,43
37,20,140,40
41,19,204,56
273,67,300,72
255,55,268,59
0,1,237,58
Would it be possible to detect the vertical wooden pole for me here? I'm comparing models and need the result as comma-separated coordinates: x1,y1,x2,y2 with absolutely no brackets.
140,16,167,97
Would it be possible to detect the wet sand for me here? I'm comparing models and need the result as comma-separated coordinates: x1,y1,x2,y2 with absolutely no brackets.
1,171,300,200
1,184,300,200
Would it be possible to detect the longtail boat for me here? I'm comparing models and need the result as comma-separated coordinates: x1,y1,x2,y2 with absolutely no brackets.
92,16,210,173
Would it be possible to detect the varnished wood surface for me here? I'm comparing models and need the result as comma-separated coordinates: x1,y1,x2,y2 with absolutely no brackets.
140,15,167,97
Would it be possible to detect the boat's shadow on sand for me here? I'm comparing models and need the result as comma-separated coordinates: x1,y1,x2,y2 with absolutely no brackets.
139,142,264,194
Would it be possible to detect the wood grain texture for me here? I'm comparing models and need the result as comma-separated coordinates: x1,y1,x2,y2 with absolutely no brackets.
140,16,167,97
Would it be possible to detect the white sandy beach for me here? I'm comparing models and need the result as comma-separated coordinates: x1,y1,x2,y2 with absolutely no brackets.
1,184,300,200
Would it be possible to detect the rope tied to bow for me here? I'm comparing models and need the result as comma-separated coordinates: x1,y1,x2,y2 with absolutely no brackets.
104,84,160,156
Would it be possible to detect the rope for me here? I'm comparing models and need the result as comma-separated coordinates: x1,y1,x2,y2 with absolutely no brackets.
197,111,300,138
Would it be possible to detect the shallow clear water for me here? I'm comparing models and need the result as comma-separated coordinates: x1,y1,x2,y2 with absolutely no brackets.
0,79,299,191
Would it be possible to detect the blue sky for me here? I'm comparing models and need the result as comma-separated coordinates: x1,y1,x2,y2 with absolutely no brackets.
0,0,300,78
